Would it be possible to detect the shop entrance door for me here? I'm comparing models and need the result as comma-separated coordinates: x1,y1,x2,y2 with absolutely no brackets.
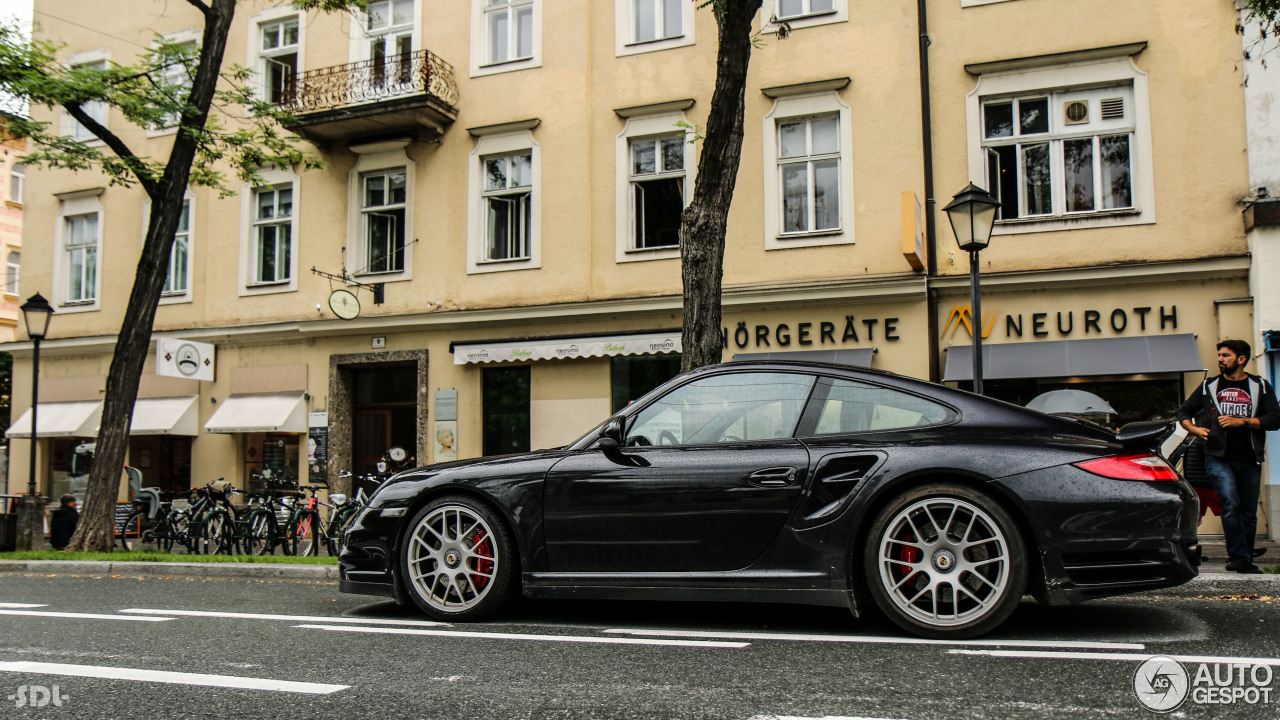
352,366,418,478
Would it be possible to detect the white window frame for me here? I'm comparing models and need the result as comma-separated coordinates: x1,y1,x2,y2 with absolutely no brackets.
346,142,414,283
762,91,854,250
965,56,1154,236
615,110,696,263
149,29,202,135
159,195,194,303
614,0,695,57
9,161,23,204
962,0,1021,7
468,130,540,274
480,151,534,263
470,0,542,77
350,0,420,64
248,6,304,105
5,251,19,296
239,167,300,296
62,49,110,143
762,0,847,34
360,169,409,274
54,189,104,312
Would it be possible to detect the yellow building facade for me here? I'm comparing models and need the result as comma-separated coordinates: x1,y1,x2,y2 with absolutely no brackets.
2,0,1259,534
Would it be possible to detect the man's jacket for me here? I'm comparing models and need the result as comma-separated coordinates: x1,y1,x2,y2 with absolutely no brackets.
1176,373,1280,463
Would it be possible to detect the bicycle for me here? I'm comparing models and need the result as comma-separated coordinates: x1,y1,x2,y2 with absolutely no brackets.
117,487,184,552
182,481,238,555
284,484,332,557
237,471,298,556
326,472,386,556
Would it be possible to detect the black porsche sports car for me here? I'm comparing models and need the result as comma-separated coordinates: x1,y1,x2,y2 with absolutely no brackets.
339,361,1200,638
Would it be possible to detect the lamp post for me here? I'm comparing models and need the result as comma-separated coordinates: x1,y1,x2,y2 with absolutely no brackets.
943,184,999,395
17,293,53,550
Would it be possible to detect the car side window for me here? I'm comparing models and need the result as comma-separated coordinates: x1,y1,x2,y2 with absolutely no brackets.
814,379,952,434
626,372,816,446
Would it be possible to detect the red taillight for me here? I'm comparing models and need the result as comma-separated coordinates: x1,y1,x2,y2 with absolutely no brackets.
1074,453,1180,482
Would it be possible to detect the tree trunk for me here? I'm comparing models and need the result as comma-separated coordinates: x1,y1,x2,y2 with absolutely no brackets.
67,0,238,551
679,0,762,373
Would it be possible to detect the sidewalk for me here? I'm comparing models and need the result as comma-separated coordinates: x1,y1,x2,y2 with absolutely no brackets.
0,559,337,581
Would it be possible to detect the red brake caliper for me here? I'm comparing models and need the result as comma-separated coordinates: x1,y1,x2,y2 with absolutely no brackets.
470,529,494,591
899,531,921,581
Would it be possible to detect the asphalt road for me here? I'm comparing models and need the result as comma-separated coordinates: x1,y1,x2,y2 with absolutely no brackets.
0,571,1277,719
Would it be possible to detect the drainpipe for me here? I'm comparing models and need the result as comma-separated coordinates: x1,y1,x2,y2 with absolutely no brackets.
918,0,940,383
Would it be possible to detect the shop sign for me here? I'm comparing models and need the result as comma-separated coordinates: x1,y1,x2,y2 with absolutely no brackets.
723,316,901,351
156,337,215,381
944,304,1180,341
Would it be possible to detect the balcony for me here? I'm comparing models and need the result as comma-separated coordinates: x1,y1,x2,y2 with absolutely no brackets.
278,49,459,145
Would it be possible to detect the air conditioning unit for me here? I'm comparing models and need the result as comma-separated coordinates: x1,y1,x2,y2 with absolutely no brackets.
1064,100,1089,125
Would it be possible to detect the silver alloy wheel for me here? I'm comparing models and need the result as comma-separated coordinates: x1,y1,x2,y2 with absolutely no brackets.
406,504,499,613
876,497,1010,628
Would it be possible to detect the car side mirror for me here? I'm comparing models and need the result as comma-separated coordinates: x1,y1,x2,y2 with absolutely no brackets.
598,417,624,448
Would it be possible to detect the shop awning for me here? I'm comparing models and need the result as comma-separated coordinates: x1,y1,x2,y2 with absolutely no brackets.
130,396,199,436
204,392,307,434
452,331,681,364
943,333,1206,381
732,348,876,367
5,400,103,439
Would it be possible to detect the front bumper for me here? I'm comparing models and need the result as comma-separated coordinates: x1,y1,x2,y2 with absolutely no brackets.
337,506,404,597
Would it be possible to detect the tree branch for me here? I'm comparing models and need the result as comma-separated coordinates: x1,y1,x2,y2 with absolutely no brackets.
183,0,212,17
62,101,160,199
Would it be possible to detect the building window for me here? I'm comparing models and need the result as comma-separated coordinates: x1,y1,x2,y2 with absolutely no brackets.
965,53,1153,235
485,0,534,65
630,135,685,250
611,354,681,412
162,201,191,296
632,0,682,43
482,152,533,262
69,60,108,141
366,0,414,83
362,170,407,274
981,87,1135,221
762,91,853,250
260,16,299,104
483,365,530,455
5,251,18,295
65,213,98,303
158,40,198,128
9,162,23,204
253,187,292,284
778,114,841,234
775,0,834,19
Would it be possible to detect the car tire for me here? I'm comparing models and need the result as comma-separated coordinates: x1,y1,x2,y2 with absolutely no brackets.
401,495,516,622
863,483,1027,639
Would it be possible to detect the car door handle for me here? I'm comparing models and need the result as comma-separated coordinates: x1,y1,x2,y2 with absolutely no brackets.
747,467,799,487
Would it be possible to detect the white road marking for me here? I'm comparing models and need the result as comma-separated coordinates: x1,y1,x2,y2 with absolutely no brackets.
749,716,916,720
0,610,173,622
0,603,46,609
119,608,450,627
0,660,348,695
296,623,751,648
605,628,1144,651
950,649,1280,666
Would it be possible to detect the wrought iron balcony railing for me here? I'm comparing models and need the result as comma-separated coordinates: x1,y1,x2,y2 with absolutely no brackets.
277,49,459,116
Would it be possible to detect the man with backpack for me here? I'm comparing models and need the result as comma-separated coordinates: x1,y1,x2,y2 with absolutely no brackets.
1177,340,1280,574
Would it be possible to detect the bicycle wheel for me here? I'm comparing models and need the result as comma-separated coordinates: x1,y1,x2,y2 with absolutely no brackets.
118,510,147,552
289,511,321,557
242,509,277,556
327,507,358,557
202,509,236,555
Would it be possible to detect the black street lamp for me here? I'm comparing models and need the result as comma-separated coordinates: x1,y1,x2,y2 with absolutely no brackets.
18,294,53,549
943,184,1000,395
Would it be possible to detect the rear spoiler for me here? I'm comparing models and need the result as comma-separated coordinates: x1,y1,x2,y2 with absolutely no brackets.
1116,420,1175,450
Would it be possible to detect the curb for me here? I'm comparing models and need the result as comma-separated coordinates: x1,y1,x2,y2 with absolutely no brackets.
0,559,337,582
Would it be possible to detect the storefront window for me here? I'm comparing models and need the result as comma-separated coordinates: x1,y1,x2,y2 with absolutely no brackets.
981,378,1184,429
611,354,681,412
245,432,300,489
483,366,530,455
